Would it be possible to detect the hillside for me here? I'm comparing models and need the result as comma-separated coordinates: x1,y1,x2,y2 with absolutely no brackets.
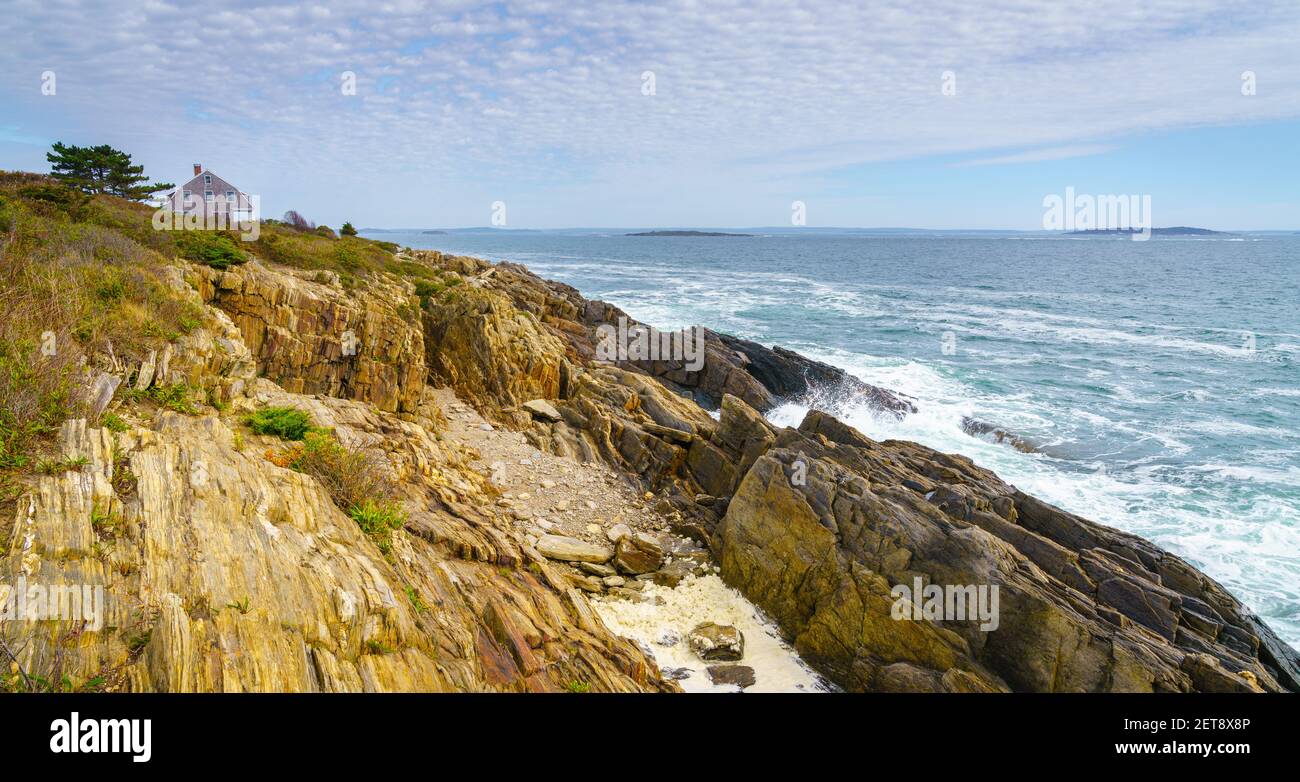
1,174,1296,693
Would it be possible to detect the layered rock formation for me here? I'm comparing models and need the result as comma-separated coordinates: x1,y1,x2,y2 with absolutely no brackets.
4,242,1295,694
713,409,1300,692
400,250,1298,693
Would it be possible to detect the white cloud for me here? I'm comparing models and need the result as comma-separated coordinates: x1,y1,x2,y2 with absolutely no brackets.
0,0,1296,226
954,145,1116,167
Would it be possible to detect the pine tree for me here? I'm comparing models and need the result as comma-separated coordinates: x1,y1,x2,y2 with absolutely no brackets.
46,142,173,201
340,221,358,236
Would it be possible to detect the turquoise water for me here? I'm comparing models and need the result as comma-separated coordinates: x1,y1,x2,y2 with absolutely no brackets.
370,230,1300,647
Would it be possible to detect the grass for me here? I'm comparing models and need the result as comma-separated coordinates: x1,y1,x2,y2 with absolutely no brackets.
405,586,429,614
0,170,442,512
566,680,591,693
35,455,89,474
244,406,317,440
364,640,396,655
99,411,129,432
272,431,406,552
0,172,205,487
349,499,406,554
124,382,199,414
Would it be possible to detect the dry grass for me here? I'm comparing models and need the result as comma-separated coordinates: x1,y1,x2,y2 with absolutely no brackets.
0,173,202,492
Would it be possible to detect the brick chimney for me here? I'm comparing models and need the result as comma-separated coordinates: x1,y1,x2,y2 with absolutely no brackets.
193,163,202,176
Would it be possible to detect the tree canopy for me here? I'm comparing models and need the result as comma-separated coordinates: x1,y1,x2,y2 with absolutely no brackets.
46,142,173,201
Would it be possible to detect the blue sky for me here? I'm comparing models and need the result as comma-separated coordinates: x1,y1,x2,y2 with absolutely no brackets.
1,0,1297,229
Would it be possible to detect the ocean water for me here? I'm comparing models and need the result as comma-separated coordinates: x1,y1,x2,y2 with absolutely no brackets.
369,229,1300,648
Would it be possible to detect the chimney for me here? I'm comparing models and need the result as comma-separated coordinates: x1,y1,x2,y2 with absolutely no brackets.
193,163,202,176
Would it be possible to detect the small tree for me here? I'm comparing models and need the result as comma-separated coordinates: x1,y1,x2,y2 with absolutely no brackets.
46,142,172,201
282,210,315,231
340,222,358,236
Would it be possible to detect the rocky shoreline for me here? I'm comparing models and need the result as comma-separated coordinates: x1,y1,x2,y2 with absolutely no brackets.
5,243,1296,692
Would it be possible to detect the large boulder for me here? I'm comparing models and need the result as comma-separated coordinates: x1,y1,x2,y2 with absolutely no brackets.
714,409,1300,693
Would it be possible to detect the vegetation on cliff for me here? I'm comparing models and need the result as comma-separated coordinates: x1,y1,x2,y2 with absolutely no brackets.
1,168,1294,694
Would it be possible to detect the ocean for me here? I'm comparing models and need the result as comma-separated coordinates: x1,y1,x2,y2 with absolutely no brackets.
366,229,1300,648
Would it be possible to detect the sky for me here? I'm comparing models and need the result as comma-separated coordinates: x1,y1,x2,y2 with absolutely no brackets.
1,0,1297,230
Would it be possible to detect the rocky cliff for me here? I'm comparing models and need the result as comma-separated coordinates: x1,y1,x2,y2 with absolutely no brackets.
2,217,1295,693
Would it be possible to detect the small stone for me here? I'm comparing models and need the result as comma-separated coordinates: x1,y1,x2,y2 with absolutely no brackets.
478,423,494,432
662,667,693,681
688,622,744,662
601,576,626,588
541,480,556,489
614,531,666,575
535,534,614,564
517,492,531,500
585,523,600,535
579,562,616,577
707,665,756,689
522,399,562,422
606,523,632,543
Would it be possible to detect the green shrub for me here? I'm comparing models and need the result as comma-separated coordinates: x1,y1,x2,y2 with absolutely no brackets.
174,230,248,270
245,407,316,440
99,412,129,432
279,431,404,551
349,499,407,553
131,383,197,414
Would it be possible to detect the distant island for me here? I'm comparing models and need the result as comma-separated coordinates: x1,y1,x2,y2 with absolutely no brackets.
626,230,753,237
1066,226,1230,236
421,230,447,234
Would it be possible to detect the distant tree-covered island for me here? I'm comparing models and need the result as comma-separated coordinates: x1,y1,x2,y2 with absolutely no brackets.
626,230,753,237
1065,226,1230,236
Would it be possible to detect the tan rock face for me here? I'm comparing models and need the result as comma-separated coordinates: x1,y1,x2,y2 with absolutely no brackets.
8,245,1294,696
1,280,674,693
190,261,426,413
715,408,1300,693
422,286,565,413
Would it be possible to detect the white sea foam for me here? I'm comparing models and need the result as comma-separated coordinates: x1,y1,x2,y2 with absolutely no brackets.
592,575,828,693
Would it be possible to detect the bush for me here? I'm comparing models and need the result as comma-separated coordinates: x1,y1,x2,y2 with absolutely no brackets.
245,407,316,440
340,222,358,237
349,499,406,553
276,431,405,550
174,230,248,270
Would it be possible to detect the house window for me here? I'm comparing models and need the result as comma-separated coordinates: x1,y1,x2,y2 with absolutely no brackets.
204,174,211,185
205,190,214,201
226,191,235,202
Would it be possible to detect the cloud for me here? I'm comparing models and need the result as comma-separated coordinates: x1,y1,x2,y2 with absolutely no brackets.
0,0,1297,225
953,144,1116,167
